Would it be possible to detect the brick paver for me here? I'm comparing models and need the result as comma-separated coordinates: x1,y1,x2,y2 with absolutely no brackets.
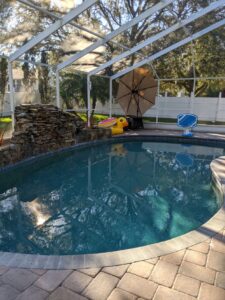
179,261,216,284
150,260,178,287
15,285,49,300
82,272,118,300
160,250,185,265
211,237,225,254
34,270,72,292
102,265,129,278
146,258,158,265
128,261,153,278
107,288,136,300
198,283,225,300
173,274,200,297
207,250,225,272
0,285,20,300
153,286,196,300
215,272,225,289
118,273,157,299
184,250,206,266
189,242,209,254
63,271,92,293
31,269,47,276
2,269,38,291
48,287,87,300
78,268,101,277
0,267,8,276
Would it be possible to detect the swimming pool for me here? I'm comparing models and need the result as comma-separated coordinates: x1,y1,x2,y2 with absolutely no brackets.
0,140,223,256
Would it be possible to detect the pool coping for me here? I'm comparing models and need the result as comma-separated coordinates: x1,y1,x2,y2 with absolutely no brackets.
0,134,225,269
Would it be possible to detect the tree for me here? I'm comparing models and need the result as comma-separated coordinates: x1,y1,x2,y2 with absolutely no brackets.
22,52,36,89
38,51,52,104
1,1,225,98
60,72,109,118
60,73,87,110
0,57,8,113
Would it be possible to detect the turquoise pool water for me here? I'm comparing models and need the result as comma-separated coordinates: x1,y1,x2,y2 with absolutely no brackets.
0,141,223,255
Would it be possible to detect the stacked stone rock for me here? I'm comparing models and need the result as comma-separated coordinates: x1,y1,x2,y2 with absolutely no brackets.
12,104,85,155
0,104,111,168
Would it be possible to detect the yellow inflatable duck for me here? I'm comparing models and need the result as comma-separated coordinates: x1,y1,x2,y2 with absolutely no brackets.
98,117,128,135
110,143,127,157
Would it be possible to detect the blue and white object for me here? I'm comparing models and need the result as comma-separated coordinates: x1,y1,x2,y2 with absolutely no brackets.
175,152,194,167
177,114,198,137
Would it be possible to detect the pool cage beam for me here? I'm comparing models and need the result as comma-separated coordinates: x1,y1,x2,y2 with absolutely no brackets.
56,0,174,72
5,0,225,127
14,0,173,120
55,0,173,123
109,78,113,118
7,0,97,120
9,0,98,62
14,0,162,113
88,0,225,125
87,75,91,127
16,0,157,79
56,71,60,108
88,0,224,77
111,18,225,81
8,62,15,130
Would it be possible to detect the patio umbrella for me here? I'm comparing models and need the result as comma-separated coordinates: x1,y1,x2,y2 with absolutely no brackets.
116,68,157,117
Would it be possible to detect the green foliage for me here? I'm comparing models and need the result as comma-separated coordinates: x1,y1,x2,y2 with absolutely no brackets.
60,72,109,114
78,113,108,123
60,73,87,110
0,117,11,123
1,1,225,98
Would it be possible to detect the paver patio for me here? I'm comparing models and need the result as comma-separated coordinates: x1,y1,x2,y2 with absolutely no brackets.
0,130,225,299
0,228,224,300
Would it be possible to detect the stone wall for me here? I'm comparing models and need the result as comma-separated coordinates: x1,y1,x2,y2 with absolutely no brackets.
0,105,111,168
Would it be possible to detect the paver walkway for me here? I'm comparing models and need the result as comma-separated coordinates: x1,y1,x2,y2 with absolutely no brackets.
0,228,224,300
0,130,225,299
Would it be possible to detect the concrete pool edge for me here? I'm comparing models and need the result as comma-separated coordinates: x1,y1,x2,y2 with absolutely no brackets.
0,135,225,269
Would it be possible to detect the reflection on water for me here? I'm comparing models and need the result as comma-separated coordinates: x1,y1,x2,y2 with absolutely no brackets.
0,141,223,255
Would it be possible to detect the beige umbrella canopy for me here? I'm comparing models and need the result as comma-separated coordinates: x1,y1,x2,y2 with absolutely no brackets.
116,68,157,117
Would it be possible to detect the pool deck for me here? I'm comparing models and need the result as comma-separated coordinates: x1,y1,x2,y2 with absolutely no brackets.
0,129,225,300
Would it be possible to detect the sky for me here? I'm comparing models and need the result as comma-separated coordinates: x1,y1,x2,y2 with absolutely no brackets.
50,0,82,10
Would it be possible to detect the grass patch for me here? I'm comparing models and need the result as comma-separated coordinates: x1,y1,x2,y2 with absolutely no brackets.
77,113,109,123
77,113,225,126
0,117,12,123
0,118,12,145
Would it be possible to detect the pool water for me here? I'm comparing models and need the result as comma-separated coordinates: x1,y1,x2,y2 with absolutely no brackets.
0,141,223,255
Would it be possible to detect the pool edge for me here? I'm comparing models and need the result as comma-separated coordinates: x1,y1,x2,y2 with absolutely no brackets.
0,136,225,269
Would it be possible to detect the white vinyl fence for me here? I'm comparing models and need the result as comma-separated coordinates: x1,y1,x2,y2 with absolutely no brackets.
1,92,41,116
95,93,225,122
2,91,225,123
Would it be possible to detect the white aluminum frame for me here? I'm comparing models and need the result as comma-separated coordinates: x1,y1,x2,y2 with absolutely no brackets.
88,0,224,76
111,18,225,80
56,0,173,71
9,0,97,62
3,0,225,128
17,0,159,79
